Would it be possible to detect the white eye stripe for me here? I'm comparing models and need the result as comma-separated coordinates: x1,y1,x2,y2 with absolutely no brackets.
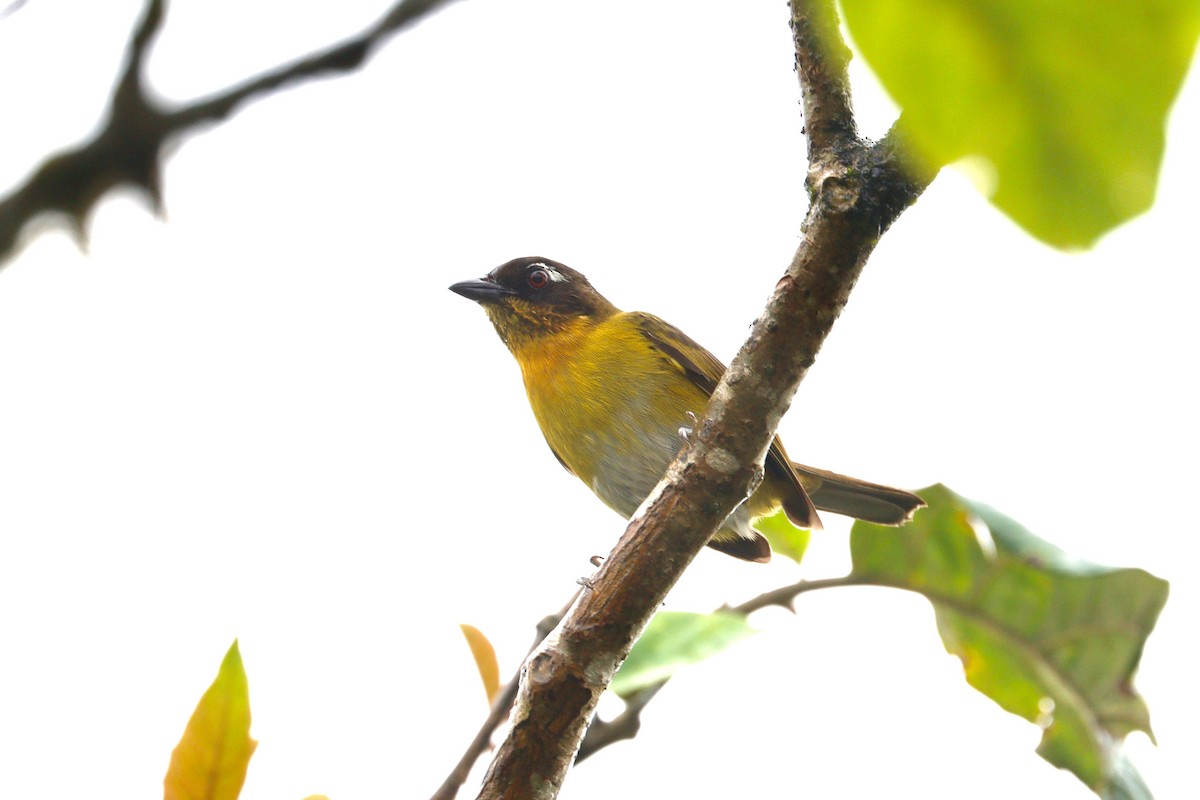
529,263,569,283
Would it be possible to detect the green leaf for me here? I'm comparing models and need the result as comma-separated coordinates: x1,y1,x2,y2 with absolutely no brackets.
850,485,1167,796
165,641,257,800
611,611,757,698
839,0,1200,248
755,508,812,564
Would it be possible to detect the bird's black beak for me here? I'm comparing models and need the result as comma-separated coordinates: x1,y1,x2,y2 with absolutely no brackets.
449,277,515,304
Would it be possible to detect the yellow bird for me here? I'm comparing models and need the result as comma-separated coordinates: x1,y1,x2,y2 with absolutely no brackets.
451,257,923,562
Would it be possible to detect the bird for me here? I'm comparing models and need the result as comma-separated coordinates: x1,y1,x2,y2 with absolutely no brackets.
450,256,924,562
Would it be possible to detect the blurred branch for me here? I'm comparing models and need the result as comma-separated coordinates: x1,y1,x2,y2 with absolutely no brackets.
0,0,29,21
471,0,934,796
429,658,523,800
430,595,579,800
0,0,458,265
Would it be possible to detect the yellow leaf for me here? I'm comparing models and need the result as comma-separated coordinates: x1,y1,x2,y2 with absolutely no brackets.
164,641,257,800
459,624,500,703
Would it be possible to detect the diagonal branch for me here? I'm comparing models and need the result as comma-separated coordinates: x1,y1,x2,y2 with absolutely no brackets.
430,595,581,800
0,0,459,265
168,0,452,128
472,2,935,798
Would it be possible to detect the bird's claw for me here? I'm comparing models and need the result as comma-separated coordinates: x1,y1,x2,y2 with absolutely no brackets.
678,411,700,442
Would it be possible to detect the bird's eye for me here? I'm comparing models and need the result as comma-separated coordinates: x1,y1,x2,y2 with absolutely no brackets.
527,268,550,289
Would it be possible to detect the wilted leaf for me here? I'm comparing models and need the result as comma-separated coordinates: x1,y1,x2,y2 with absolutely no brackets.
839,0,1200,248
755,508,812,564
611,611,756,698
850,485,1167,796
164,641,257,800
460,624,501,703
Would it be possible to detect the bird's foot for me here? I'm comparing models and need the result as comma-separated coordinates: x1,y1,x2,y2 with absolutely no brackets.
678,410,700,442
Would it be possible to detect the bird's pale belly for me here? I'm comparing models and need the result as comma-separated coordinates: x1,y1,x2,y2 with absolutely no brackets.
586,410,689,519
525,363,761,541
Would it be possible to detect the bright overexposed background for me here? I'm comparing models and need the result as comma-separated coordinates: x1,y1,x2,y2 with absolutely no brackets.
1,2,1196,798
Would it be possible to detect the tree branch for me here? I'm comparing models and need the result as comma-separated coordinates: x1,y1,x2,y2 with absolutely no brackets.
0,0,459,265
574,679,665,762
472,2,935,798
790,0,856,159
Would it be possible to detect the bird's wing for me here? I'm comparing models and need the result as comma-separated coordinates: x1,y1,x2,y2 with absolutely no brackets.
630,312,820,529
629,312,724,395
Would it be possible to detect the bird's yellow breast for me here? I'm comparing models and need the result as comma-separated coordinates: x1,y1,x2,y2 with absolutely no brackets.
512,313,707,517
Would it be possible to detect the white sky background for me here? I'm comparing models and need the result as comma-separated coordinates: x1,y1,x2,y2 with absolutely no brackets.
0,1,1197,798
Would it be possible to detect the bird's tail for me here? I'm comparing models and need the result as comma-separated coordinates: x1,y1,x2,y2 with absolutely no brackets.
791,462,925,525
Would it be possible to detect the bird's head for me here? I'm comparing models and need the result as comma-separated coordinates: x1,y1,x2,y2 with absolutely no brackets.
450,257,618,353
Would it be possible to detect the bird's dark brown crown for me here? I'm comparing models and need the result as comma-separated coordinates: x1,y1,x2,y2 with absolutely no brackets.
484,257,616,318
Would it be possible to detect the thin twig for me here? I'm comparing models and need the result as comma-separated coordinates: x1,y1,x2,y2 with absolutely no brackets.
430,669,524,800
577,574,866,761
575,680,665,762
430,592,580,800
731,574,867,615
0,0,460,264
